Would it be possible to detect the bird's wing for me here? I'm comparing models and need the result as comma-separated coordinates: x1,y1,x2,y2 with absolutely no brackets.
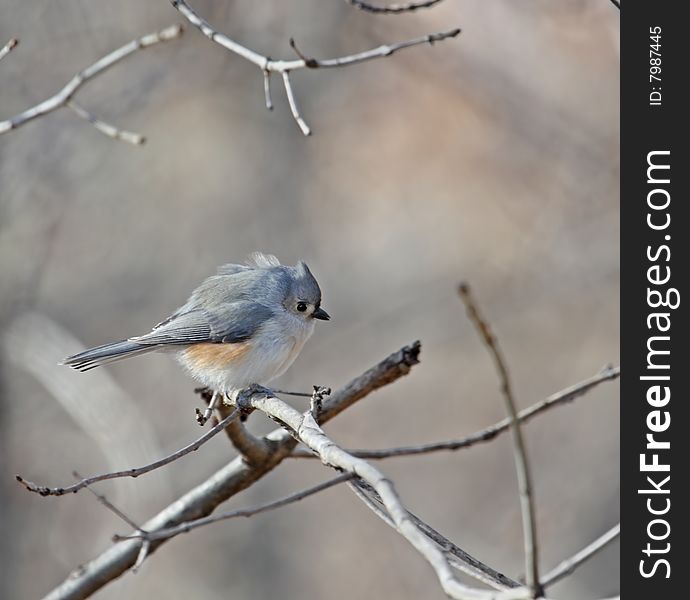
130,301,273,346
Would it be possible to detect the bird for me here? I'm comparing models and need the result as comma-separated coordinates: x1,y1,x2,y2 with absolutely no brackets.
63,253,330,418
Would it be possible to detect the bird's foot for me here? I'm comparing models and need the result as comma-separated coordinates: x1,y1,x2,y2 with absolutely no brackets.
229,384,273,420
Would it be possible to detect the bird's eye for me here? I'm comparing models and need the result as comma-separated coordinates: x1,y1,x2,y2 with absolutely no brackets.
296,302,308,312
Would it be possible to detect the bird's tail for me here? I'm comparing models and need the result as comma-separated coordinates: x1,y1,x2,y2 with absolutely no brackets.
62,340,155,372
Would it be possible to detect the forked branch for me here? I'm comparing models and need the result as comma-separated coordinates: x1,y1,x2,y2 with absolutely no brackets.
0,25,183,144
169,0,459,135
39,342,421,600
290,366,620,460
16,409,240,496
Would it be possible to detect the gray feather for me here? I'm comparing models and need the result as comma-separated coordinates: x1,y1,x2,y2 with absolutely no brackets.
130,302,273,346
63,340,152,372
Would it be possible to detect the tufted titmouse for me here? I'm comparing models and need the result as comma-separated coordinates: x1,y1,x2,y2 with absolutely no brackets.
63,253,330,398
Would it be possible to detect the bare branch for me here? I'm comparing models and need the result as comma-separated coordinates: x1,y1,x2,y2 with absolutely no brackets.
541,523,620,587
114,473,352,544
41,342,420,600
16,409,240,496
458,283,541,598
77,472,144,533
195,389,221,426
169,0,459,134
194,386,272,461
0,38,19,62
76,474,153,573
248,393,524,600
350,479,520,590
225,414,274,465
66,101,145,145
132,540,151,574
345,0,445,14
290,366,618,459
262,70,273,110
281,71,311,136
0,25,183,140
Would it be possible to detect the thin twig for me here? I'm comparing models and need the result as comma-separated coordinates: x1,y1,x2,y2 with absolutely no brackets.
66,101,145,145
0,38,19,62
169,0,459,134
541,523,620,587
289,366,620,459
195,390,220,426
281,71,311,136
114,473,353,543
16,409,240,496
262,70,273,110
76,472,154,572
77,472,144,533
41,342,421,600
459,283,541,598
132,540,151,573
0,25,183,139
346,0,445,14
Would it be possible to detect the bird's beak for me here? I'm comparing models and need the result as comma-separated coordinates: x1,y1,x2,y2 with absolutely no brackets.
313,307,330,321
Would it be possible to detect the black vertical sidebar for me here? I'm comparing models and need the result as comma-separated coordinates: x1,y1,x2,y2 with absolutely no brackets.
621,2,688,598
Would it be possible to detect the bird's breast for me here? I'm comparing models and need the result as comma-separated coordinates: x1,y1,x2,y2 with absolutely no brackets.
181,341,253,371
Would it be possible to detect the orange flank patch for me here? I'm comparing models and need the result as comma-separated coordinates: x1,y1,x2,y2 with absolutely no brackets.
183,341,252,370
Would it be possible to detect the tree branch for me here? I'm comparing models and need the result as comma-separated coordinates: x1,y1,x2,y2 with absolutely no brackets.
281,71,311,136
0,25,183,142
459,283,541,598
541,523,620,587
40,342,420,600
169,0,459,135
248,392,526,600
345,0,445,14
66,100,146,145
350,479,520,590
16,409,240,496
114,473,353,544
0,37,19,62
289,366,619,459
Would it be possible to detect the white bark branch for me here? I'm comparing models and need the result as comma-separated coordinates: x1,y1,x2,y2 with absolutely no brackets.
169,0,460,134
0,25,183,141
281,71,311,136
248,392,528,600
350,479,520,590
459,283,541,598
541,523,620,587
0,37,19,62
66,101,145,145
263,70,274,110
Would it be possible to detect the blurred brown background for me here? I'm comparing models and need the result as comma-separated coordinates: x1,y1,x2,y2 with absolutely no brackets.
0,1,619,599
